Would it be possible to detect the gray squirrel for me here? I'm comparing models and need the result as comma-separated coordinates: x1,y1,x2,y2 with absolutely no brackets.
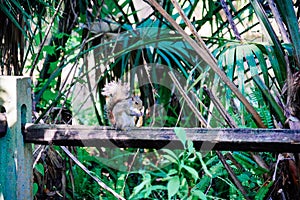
101,80,143,130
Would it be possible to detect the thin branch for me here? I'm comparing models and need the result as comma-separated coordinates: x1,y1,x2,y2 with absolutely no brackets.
220,0,242,40
267,0,290,43
169,0,212,57
121,148,139,195
60,146,126,200
216,151,251,200
68,150,76,199
285,51,293,118
168,71,208,127
32,145,45,168
250,152,269,171
189,88,227,126
203,85,238,128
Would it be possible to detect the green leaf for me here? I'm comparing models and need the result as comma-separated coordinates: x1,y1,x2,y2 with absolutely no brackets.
196,152,212,178
167,176,180,199
130,173,151,198
192,189,207,200
56,32,69,39
162,149,179,164
180,177,189,198
182,164,199,181
275,0,300,65
223,44,237,82
33,182,38,196
243,45,258,76
255,181,274,200
43,45,56,56
263,45,283,87
167,169,178,176
35,163,44,176
249,45,269,85
151,185,167,191
224,45,236,109
194,175,211,191
48,60,59,74
174,127,186,148
252,75,285,124
116,173,126,195
187,140,194,153
232,152,268,175
42,90,57,101
238,173,250,185
250,0,286,79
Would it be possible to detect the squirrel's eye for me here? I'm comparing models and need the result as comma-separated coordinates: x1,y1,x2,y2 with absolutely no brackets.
135,102,138,105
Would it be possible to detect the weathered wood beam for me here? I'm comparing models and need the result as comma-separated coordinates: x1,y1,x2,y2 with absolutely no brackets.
25,124,300,152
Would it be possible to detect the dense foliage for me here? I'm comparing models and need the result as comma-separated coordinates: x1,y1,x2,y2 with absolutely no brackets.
1,0,300,199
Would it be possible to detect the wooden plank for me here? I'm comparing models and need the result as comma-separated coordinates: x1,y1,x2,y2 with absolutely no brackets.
25,124,300,152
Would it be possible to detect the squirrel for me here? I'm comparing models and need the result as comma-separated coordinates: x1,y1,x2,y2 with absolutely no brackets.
101,80,144,130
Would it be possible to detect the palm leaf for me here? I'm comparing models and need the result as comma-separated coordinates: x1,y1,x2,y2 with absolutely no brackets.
250,0,286,84
275,0,300,66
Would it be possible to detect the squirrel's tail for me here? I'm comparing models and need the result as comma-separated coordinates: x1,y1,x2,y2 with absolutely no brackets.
101,80,130,98
101,80,130,109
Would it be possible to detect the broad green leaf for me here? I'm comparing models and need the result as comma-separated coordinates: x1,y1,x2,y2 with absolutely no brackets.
187,140,194,153
150,185,167,191
192,189,207,200
43,45,56,56
194,175,211,191
162,149,179,163
33,183,38,196
180,177,189,197
174,127,187,148
56,32,69,39
238,173,251,185
182,164,199,181
163,154,179,164
167,176,180,199
225,44,237,81
42,90,57,101
167,169,178,176
48,60,59,74
35,163,44,176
